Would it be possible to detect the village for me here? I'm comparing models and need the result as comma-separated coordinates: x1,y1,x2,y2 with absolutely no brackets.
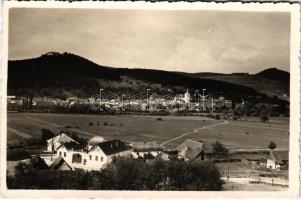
6,88,290,190
7,127,289,190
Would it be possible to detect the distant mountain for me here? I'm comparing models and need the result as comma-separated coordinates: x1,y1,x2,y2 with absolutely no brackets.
255,68,289,83
8,52,286,104
190,68,289,101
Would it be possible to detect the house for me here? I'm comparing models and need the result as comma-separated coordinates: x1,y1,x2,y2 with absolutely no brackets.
54,139,132,171
46,132,77,152
131,142,163,159
176,139,207,161
266,150,289,170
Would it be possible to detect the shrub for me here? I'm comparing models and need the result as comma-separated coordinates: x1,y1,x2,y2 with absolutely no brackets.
157,117,163,121
103,122,108,126
212,141,228,155
260,114,269,123
268,141,277,150
7,157,224,191
89,122,93,126
41,129,55,143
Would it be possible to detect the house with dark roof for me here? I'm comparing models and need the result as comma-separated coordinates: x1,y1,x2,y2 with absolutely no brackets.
266,150,289,170
176,139,207,162
53,139,132,171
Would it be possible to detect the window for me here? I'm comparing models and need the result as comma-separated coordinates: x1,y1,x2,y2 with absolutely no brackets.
83,159,87,165
89,155,92,160
64,152,66,157
59,151,62,156
100,157,103,162
95,156,98,161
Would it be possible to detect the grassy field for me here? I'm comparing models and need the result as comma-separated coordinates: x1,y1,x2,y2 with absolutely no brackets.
7,113,289,150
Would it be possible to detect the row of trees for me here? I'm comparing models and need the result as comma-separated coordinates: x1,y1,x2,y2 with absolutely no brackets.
7,157,224,191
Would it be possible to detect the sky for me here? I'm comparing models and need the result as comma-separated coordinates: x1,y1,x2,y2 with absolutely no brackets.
9,8,290,73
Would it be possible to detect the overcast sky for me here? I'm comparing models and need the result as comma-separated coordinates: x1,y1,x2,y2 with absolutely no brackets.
9,8,290,73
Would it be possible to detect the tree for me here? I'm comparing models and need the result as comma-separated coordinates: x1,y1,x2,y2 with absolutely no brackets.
260,114,269,123
268,141,277,150
212,141,228,155
41,129,55,142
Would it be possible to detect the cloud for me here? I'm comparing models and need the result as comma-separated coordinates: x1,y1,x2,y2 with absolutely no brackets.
8,9,290,73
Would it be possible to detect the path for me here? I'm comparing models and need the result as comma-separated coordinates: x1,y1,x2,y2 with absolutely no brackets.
7,127,32,139
229,148,288,153
26,116,96,136
160,120,229,146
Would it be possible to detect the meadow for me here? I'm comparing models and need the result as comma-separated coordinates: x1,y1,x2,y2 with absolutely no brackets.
7,113,289,150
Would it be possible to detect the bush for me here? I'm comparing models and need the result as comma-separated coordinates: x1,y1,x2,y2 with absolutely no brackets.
212,141,228,155
7,157,224,191
268,141,277,150
41,129,55,143
89,122,93,126
103,122,108,126
260,114,269,123
157,117,163,121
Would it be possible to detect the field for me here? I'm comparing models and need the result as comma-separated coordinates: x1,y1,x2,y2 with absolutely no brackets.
7,113,289,150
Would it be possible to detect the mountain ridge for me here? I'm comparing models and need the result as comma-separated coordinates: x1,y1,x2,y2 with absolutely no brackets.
8,52,288,104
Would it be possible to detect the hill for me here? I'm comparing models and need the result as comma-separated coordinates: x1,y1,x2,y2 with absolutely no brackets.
190,68,289,101
8,52,286,104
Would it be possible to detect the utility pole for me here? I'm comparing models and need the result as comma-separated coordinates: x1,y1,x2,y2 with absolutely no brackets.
121,94,125,110
99,89,103,98
227,150,230,180
202,89,206,111
146,89,150,110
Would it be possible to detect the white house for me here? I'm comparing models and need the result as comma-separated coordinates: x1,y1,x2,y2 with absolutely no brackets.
266,150,289,170
46,132,77,152
54,139,132,171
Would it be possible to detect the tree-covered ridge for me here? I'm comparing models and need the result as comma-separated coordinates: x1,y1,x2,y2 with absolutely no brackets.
8,52,287,104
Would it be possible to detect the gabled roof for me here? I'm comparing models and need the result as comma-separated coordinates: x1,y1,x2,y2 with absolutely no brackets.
91,139,131,156
178,147,203,161
50,157,72,170
58,141,85,151
30,156,49,170
268,150,289,163
176,139,206,161
176,139,206,152
47,133,76,144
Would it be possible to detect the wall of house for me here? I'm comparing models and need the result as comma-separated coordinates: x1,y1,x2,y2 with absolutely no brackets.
266,159,276,169
47,140,62,152
54,146,132,171
56,146,108,171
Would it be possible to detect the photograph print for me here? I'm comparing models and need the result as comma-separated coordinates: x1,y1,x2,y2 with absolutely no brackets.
1,1,300,197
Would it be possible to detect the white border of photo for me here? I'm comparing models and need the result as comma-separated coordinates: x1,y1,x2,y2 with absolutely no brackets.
0,1,300,198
